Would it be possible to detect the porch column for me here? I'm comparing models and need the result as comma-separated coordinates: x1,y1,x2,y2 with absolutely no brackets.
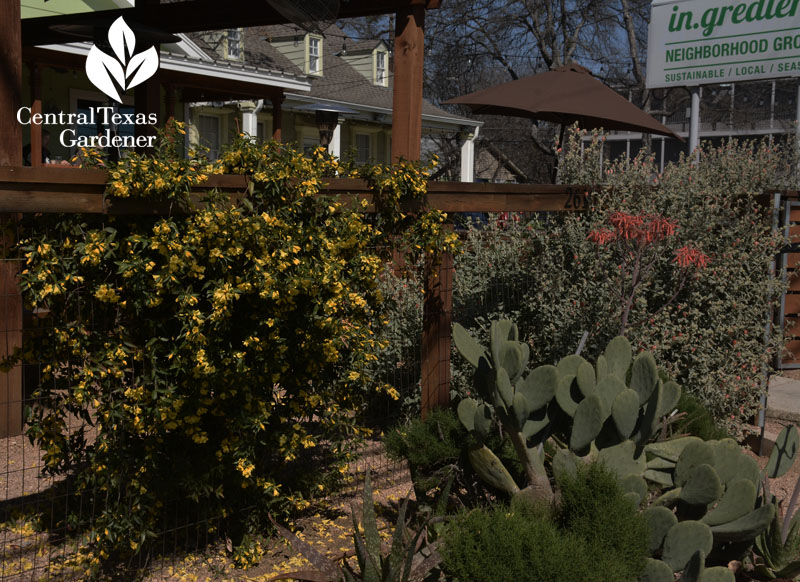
391,2,425,161
0,0,24,437
329,122,342,158
240,101,259,139
460,126,479,182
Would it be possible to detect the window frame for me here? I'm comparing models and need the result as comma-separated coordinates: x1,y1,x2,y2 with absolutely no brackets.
375,50,387,87
227,28,242,60
307,35,323,75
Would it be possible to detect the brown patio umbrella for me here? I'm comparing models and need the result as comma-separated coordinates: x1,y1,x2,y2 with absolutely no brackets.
444,64,682,140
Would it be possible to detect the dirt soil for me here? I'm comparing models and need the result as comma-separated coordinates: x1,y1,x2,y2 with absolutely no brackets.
2,426,800,582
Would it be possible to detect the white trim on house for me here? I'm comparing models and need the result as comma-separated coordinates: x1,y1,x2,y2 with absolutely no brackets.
39,42,312,93
282,95,481,132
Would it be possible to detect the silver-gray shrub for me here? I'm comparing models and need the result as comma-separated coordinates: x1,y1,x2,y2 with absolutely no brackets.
452,129,793,436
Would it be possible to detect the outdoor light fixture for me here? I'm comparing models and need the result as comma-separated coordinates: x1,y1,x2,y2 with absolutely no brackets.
295,102,357,148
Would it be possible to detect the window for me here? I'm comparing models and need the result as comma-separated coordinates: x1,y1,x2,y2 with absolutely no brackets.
308,36,321,74
227,28,241,60
376,51,387,86
355,133,370,165
198,115,221,160
257,122,265,143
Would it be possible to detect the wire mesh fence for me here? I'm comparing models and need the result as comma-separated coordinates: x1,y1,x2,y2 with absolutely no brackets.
0,203,582,580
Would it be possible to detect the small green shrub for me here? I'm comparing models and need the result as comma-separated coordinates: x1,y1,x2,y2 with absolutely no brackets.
384,407,464,470
441,463,648,582
671,393,731,441
556,463,649,576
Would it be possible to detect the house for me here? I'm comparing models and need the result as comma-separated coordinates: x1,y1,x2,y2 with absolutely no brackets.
600,79,800,170
184,24,482,178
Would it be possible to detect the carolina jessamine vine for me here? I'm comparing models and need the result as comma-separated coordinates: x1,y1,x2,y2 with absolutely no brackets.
14,126,456,573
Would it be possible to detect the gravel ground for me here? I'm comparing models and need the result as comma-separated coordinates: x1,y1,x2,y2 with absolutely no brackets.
2,424,800,582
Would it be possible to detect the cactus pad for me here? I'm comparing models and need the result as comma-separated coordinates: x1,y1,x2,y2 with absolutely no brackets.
674,441,716,487
598,439,646,478
710,503,775,542
570,393,606,453
453,323,485,368
597,374,627,413
644,469,674,488
679,463,722,506
662,521,713,572
645,436,703,463
456,398,478,432
766,425,799,479
552,448,578,480
467,445,519,495
576,361,596,398
555,375,580,417
556,353,587,377
701,478,757,526
644,506,678,553
657,380,681,418
638,558,675,582
473,404,493,440
612,388,641,439
630,351,658,405
708,439,746,485
604,336,632,379
516,365,558,411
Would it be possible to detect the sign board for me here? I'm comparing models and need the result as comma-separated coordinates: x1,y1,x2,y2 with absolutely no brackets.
647,0,800,88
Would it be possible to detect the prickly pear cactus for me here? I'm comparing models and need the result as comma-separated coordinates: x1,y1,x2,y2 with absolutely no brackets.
453,319,555,501
639,435,776,580
452,321,681,502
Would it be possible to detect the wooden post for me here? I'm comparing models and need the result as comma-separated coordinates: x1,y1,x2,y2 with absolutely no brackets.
30,63,43,167
421,240,453,419
391,2,425,162
271,94,283,142
0,0,24,437
390,2,451,417
0,0,23,167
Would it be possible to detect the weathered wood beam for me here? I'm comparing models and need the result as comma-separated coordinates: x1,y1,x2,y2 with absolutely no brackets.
0,0,23,437
22,0,443,46
391,3,425,162
0,168,598,214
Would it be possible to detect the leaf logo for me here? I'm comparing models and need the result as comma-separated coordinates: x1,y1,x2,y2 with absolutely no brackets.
85,17,159,103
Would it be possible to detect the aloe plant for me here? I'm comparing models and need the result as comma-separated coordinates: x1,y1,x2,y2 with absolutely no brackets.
270,473,441,582
752,425,800,580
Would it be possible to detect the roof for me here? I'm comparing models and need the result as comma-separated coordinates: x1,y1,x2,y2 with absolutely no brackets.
345,39,386,53
188,24,478,128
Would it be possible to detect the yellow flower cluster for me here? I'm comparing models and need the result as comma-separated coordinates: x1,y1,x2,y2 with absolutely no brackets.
14,130,454,574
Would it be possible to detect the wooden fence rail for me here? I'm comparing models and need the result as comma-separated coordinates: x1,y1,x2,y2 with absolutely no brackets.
0,166,599,434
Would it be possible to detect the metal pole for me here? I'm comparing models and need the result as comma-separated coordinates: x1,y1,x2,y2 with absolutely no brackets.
689,86,701,160
796,82,800,161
